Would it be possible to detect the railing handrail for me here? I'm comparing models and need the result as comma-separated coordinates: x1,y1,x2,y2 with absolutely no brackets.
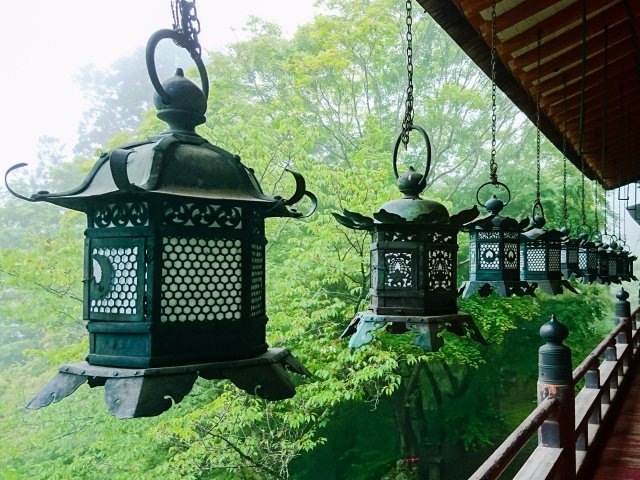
572,318,628,383
469,395,560,480
469,302,640,480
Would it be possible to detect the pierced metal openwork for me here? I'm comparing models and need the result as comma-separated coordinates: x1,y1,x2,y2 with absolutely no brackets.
6,0,316,418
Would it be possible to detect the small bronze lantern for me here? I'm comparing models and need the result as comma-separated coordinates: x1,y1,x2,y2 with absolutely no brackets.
520,201,577,295
460,185,536,298
560,228,582,280
334,127,484,351
595,238,612,284
578,233,599,284
6,28,315,418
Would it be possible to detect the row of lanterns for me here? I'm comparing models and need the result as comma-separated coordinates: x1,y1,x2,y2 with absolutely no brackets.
3,0,636,418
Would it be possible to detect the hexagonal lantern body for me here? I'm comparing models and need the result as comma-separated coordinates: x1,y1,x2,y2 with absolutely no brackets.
79,145,274,369
334,157,484,352
8,39,315,418
578,235,599,284
596,241,612,284
560,237,581,279
370,222,459,317
520,217,576,295
460,195,536,297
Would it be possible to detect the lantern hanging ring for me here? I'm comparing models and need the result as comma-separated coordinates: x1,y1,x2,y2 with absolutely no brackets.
531,197,545,221
392,124,431,190
475,180,511,208
146,29,209,105
576,222,592,237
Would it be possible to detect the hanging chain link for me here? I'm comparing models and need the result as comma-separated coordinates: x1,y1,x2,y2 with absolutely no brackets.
603,184,608,235
489,0,498,183
561,75,569,225
171,0,202,59
594,181,600,232
535,31,542,201
401,0,414,149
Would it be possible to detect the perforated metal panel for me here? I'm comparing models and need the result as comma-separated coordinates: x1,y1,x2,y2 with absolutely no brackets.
160,237,242,322
479,243,499,269
503,242,519,270
90,246,139,315
548,248,561,272
526,248,546,272
250,242,265,318
384,252,414,288
427,249,453,290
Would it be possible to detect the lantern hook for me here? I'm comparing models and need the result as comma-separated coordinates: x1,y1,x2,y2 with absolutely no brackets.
392,124,431,191
4,163,37,202
146,29,209,105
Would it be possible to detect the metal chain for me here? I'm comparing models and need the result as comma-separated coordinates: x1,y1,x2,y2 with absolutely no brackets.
401,0,414,149
561,75,569,225
171,0,202,59
603,184,608,235
535,31,542,201
594,181,600,232
489,0,498,183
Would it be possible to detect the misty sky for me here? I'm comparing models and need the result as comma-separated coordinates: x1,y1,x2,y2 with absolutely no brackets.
0,0,317,173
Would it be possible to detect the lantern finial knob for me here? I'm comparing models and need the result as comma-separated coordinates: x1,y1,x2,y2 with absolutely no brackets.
397,166,425,198
484,194,504,214
154,68,207,132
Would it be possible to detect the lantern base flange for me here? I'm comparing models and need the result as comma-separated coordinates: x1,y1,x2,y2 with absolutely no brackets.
533,279,579,295
459,281,537,298
26,348,309,419
342,311,485,352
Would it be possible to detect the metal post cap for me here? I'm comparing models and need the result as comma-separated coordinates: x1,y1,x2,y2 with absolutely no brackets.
538,314,572,385
616,288,631,318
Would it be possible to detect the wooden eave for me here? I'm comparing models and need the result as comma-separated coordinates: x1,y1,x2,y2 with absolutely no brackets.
418,0,640,190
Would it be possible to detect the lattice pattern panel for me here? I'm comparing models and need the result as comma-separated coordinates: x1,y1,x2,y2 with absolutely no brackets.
579,250,587,269
609,259,617,276
427,249,453,290
90,247,139,314
469,239,477,273
92,202,149,228
479,243,500,269
384,252,414,288
504,231,520,240
548,248,560,271
567,248,579,264
526,247,546,272
503,242,519,270
250,242,265,318
160,237,242,322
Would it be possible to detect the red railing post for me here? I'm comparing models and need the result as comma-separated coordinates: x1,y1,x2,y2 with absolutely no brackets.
538,314,576,479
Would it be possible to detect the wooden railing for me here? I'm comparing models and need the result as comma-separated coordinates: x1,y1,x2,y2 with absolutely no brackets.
470,292,640,480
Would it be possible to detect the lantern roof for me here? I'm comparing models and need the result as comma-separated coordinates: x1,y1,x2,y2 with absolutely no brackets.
6,69,313,219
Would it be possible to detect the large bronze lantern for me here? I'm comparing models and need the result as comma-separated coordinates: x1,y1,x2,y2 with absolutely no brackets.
6,27,315,418
334,127,484,351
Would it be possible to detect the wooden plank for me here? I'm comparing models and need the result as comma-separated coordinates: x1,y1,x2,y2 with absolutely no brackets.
575,388,601,434
513,446,562,480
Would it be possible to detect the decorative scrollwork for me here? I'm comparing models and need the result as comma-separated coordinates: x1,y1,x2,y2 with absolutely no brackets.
163,202,242,229
93,203,149,228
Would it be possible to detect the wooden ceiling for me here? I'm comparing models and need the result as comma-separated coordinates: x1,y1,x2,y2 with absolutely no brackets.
417,0,640,190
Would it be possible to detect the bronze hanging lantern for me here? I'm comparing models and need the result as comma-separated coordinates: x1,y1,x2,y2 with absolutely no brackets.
578,233,599,284
520,32,576,296
459,1,534,298
460,188,535,297
334,126,484,351
520,202,577,295
5,6,315,418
